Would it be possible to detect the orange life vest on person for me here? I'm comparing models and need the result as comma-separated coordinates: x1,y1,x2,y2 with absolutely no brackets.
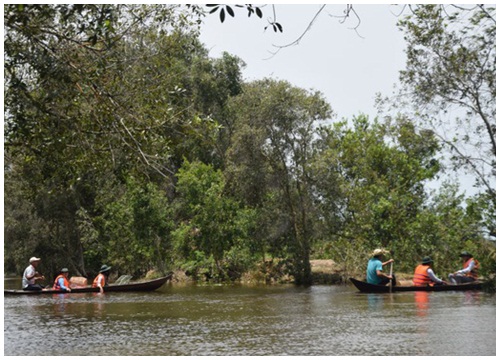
413,264,432,286
92,273,106,288
53,274,70,290
463,258,480,279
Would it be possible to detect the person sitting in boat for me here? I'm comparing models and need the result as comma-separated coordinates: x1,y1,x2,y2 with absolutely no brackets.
22,257,45,291
448,251,480,284
366,249,396,286
93,265,112,293
413,256,447,286
53,268,72,292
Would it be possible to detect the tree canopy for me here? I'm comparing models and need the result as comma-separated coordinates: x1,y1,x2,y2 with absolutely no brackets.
4,4,495,285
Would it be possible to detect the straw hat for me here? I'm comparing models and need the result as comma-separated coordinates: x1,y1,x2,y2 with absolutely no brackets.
372,249,389,257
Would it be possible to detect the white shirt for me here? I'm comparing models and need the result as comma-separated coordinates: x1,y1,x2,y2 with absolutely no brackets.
457,260,476,275
426,268,443,283
22,264,36,288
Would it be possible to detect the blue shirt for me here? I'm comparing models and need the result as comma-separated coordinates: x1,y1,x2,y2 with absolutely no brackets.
366,258,383,284
57,277,69,291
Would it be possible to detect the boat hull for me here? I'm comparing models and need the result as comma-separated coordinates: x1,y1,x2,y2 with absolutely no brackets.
350,277,482,293
5,274,172,295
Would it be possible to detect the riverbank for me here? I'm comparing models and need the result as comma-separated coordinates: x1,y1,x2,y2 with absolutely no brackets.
159,259,345,285
310,259,344,284
5,259,416,287
163,259,413,286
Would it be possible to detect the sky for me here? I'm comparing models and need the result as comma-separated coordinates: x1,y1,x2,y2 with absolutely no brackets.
197,3,486,197
198,4,408,122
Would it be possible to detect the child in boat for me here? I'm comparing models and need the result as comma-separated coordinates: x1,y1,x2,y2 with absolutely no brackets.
53,268,72,292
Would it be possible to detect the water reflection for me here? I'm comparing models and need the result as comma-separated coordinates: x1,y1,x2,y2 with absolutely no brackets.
415,291,429,317
463,290,482,305
52,294,70,315
4,281,496,356
366,293,384,311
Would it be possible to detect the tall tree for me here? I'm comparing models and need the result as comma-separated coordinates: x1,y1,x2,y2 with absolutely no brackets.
3,5,240,277
226,79,332,284
384,5,496,199
4,5,206,182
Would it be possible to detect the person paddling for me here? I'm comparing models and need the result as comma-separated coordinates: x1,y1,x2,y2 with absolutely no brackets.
93,265,111,293
366,249,396,286
53,268,72,292
22,257,45,291
413,256,447,286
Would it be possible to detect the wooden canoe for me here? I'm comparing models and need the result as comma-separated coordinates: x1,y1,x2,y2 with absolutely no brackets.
4,274,172,295
350,277,483,293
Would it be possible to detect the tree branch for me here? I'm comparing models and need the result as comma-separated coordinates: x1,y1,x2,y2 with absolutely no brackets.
266,5,327,58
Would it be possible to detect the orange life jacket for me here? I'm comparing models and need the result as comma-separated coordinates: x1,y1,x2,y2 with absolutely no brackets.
92,273,106,288
413,264,432,286
463,258,480,279
53,274,70,290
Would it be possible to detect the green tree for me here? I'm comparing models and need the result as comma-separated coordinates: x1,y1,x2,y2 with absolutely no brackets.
383,4,495,210
4,166,51,275
4,5,215,200
226,79,332,284
96,178,173,277
172,160,257,280
417,182,495,276
311,115,441,274
4,5,244,279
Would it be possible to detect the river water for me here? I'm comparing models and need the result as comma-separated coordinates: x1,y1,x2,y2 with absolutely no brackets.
4,279,495,356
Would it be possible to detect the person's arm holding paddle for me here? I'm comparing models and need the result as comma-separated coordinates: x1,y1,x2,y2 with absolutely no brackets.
367,249,396,286
382,259,394,268
29,271,45,283
376,258,394,281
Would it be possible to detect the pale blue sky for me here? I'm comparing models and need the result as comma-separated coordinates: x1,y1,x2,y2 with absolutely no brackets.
198,4,484,197
199,4,407,122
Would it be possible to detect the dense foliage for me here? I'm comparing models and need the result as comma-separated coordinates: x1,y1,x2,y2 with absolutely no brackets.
379,4,496,238
4,4,495,285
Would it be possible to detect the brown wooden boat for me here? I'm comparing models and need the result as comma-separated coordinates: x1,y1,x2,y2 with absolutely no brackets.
4,274,172,295
350,277,483,293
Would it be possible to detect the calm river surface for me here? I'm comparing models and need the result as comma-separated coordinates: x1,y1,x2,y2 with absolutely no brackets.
4,278,495,356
